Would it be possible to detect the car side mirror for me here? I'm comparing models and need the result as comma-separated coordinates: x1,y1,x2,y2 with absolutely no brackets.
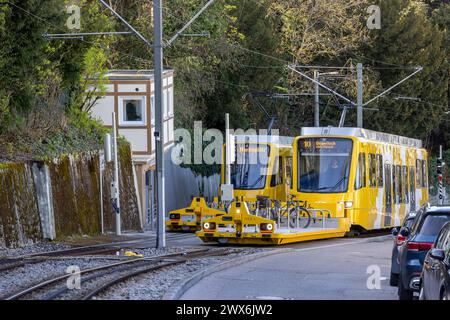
400,228,410,237
392,227,400,236
430,249,445,261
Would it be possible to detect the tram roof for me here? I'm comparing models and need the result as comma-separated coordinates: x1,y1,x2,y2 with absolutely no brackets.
234,135,293,147
301,127,423,149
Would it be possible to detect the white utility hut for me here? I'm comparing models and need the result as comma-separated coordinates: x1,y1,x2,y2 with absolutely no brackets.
90,70,175,228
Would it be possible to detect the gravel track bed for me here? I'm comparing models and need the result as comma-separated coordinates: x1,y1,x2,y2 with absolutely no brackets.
0,242,74,259
0,247,187,299
92,248,266,300
0,258,113,298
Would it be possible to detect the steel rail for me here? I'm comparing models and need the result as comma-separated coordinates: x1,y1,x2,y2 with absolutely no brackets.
2,249,210,300
80,248,232,300
80,260,183,300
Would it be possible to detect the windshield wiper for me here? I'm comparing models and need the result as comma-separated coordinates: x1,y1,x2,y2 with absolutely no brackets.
315,175,348,191
247,175,265,189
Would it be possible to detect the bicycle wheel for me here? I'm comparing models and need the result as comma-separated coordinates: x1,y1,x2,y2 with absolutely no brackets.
224,199,235,213
289,207,311,229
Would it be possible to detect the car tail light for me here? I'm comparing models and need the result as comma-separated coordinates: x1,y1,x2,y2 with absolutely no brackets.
396,235,406,246
407,242,434,251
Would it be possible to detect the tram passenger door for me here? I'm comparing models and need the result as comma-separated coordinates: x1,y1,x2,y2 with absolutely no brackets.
409,167,416,212
270,156,286,200
284,156,293,199
384,164,392,227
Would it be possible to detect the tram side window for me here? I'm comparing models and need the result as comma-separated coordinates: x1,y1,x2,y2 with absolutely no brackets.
376,154,383,187
410,166,416,206
397,165,403,204
270,156,283,187
284,157,293,187
403,166,409,204
368,153,377,187
422,160,427,188
416,159,423,188
393,166,398,204
354,153,366,190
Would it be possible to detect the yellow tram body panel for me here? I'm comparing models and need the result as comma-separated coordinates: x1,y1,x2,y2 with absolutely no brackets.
166,197,224,232
167,135,293,232
220,136,294,203
292,127,429,231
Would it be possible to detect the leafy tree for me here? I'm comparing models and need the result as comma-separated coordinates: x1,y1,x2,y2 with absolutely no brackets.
0,1,111,159
366,0,447,144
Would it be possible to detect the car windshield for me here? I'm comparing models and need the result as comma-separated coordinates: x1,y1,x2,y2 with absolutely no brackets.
298,138,353,193
231,144,270,190
419,214,450,236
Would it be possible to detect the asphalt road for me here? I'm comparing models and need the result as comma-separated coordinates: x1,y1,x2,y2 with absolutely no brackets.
180,236,398,300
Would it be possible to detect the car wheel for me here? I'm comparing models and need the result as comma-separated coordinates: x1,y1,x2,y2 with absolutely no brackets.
389,272,399,287
398,279,413,300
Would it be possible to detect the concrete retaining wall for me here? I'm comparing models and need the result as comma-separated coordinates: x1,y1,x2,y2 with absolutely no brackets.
0,144,141,248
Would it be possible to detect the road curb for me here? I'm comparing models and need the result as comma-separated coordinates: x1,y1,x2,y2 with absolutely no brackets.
363,235,391,242
162,248,294,300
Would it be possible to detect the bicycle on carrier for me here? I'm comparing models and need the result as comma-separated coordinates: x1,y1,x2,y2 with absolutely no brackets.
272,195,312,229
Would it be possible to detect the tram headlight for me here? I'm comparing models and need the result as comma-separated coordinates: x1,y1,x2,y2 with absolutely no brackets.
338,201,353,208
203,222,216,230
170,213,180,220
260,223,273,231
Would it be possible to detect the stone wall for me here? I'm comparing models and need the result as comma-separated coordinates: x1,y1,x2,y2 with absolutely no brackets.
0,144,141,248
0,163,42,248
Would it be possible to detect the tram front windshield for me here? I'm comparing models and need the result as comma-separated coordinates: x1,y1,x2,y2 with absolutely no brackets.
231,144,270,190
298,138,353,193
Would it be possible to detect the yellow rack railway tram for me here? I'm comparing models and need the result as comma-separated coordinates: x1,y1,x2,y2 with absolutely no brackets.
197,127,429,245
166,135,293,232
222,135,293,204
293,127,429,234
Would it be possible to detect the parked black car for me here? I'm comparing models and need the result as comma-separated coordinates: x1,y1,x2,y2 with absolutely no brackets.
390,212,417,286
419,221,450,300
397,206,450,300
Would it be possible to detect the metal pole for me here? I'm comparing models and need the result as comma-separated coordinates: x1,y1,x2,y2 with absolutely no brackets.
99,152,104,235
225,113,231,185
339,106,348,127
314,70,320,127
154,0,166,249
357,63,363,128
112,112,121,235
439,145,444,205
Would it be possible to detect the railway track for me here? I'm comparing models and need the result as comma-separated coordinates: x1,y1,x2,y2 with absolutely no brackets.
0,239,153,274
1,248,231,300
